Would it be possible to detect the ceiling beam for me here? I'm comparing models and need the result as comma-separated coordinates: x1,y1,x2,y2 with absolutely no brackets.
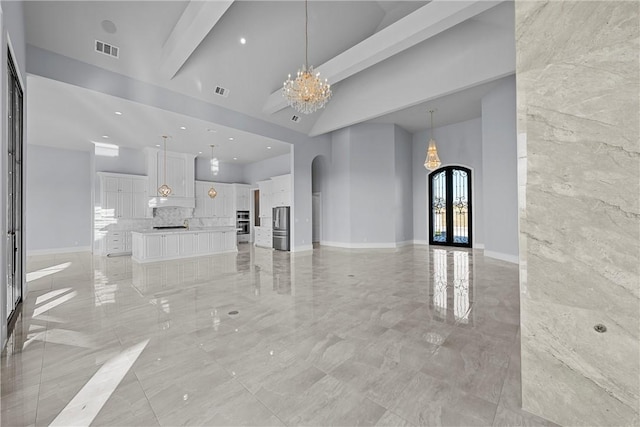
262,0,503,115
159,0,234,80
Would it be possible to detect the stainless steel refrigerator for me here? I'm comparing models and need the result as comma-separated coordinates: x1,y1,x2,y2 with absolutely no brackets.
272,206,290,251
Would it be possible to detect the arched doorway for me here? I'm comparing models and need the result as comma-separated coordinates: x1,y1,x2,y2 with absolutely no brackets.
429,166,472,248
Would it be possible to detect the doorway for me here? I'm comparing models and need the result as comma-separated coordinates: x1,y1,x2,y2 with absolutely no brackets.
429,166,472,248
312,193,321,243
7,50,24,325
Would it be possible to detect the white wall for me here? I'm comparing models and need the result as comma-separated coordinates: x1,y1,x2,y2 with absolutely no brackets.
243,152,291,185
481,75,518,261
394,126,413,243
26,145,92,252
412,118,484,245
1,0,27,348
195,157,245,183
323,128,351,245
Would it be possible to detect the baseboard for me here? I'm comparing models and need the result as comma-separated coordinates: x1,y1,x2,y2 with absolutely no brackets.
291,245,313,253
484,250,519,264
320,241,397,249
396,240,414,248
412,240,429,246
475,243,485,249
27,246,92,256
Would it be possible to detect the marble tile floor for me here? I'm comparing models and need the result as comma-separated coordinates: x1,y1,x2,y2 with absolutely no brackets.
1,244,558,426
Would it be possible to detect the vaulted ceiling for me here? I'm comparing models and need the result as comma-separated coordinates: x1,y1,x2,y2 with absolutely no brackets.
24,0,515,158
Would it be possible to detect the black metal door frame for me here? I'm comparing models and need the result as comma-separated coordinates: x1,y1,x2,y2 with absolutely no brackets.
428,166,472,248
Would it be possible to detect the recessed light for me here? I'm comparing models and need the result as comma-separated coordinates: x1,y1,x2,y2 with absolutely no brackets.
233,157,237,160
114,111,122,115
180,126,186,130
198,151,202,154
155,144,160,147
267,146,272,149
240,37,246,45
102,135,109,139
228,137,234,141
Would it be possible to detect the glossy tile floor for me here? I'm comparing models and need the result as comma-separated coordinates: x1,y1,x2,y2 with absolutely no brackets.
2,244,557,426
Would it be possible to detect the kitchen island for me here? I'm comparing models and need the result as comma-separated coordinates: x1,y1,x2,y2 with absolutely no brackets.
131,227,237,263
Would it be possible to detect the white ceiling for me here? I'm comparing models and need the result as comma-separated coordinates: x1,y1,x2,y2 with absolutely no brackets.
24,0,515,158
26,75,291,164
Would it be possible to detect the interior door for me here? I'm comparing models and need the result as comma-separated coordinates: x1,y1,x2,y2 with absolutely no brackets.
7,51,24,323
429,166,472,248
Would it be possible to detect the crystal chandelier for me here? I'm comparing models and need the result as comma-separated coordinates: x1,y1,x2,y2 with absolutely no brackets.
158,135,172,197
424,110,441,171
208,145,217,199
282,0,331,114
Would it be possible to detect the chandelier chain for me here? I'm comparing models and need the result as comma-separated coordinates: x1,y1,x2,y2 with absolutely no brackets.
305,0,308,68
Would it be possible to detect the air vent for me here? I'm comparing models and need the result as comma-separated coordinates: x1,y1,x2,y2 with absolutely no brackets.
291,115,301,123
95,40,119,58
214,86,229,98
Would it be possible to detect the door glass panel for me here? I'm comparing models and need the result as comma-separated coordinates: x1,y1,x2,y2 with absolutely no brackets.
452,169,469,244
431,170,446,243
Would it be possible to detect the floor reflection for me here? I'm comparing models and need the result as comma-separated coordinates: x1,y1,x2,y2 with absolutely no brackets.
430,248,473,325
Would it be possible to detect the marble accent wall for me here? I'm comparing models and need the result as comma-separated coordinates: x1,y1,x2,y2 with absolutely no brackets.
516,1,639,426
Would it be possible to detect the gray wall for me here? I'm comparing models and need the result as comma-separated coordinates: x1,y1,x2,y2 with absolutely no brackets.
2,0,27,349
323,128,351,245
394,125,413,243
95,145,146,175
26,145,92,252
481,75,518,260
412,118,484,245
243,152,291,185
349,124,396,245
195,157,246,183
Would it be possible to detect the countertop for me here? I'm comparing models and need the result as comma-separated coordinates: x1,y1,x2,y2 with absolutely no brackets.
131,226,237,236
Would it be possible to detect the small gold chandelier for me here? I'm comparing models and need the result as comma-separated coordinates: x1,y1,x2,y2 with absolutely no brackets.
208,145,217,199
283,0,331,114
424,110,441,171
158,135,172,197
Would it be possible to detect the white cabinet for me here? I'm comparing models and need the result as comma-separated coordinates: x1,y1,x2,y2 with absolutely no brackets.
254,226,272,248
270,174,291,207
132,229,238,263
234,184,252,211
258,180,273,221
146,148,195,198
98,173,149,219
193,181,234,219
105,230,133,255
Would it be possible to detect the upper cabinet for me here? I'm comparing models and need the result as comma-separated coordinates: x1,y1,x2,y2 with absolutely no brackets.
146,148,195,198
233,184,252,211
98,172,149,219
194,181,234,219
270,174,291,208
257,179,272,218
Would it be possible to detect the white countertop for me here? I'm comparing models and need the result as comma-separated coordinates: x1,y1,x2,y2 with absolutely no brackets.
131,226,236,236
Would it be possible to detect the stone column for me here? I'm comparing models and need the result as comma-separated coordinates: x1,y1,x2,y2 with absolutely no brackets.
516,1,639,426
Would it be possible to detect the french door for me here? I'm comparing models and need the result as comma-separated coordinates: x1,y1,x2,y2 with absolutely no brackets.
7,50,24,324
429,166,472,248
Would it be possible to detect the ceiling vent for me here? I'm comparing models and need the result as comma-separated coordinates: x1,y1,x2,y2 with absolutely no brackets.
95,40,119,58
214,86,229,98
291,115,301,123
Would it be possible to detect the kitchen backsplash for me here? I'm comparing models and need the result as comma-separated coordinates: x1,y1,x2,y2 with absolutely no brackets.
102,207,234,231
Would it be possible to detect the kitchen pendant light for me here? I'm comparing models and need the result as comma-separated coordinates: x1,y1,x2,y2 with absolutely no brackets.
208,145,218,199
424,109,441,171
282,0,332,114
158,135,172,197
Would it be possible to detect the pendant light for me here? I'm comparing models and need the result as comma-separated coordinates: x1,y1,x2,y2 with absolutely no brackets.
424,109,441,171
158,135,172,197
282,0,332,114
208,145,217,199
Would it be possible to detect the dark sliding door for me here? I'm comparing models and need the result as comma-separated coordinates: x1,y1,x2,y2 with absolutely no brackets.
7,50,24,324
429,166,472,248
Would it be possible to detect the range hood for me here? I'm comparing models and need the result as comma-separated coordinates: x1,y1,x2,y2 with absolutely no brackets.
148,196,195,209
145,147,196,209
